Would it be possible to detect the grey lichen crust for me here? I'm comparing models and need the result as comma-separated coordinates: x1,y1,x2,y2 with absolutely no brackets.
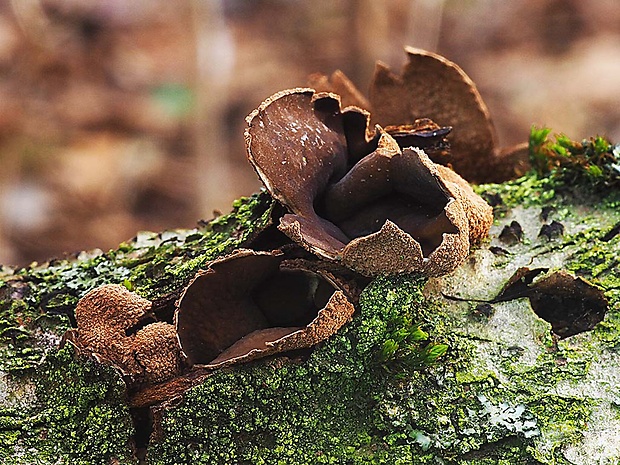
1,175,620,463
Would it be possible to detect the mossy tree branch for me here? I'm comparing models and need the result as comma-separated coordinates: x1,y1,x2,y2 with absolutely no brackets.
1,150,620,464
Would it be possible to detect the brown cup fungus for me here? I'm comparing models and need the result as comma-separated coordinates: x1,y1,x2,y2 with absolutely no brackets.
65,47,506,403
175,249,355,369
72,284,182,385
310,47,530,183
245,87,492,277
495,268,608,339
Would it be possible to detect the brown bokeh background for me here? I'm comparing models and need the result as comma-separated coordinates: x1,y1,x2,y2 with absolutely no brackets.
1,0,619,266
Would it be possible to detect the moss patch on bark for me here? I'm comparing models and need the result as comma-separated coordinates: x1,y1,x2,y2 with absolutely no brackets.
1,135,619,463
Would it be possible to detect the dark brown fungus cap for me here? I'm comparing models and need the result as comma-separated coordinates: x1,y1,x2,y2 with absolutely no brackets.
74,284,181,384
245,88,492,276
307,69,371,111
175,249,355,369
313,47,529,182
495,268,608,338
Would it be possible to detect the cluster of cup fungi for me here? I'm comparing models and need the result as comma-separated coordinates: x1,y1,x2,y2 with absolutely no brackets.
66,47,537,407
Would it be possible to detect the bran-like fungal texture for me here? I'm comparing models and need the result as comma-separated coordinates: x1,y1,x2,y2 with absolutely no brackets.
175,249,355,369
245,87,492,277
311,47,529,183
68,47,507,396
74,284,181,384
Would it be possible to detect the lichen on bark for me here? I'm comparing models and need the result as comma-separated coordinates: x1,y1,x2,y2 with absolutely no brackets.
1,134,620,464
0,344,135,464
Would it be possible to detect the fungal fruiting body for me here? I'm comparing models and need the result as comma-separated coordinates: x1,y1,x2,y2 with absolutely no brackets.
175,249,356,369
311,47,530,183
245,87,492,277
72,284,181,385
67,47,509,397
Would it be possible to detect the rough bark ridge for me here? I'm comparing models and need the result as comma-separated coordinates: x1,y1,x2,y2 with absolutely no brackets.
1,167,620,464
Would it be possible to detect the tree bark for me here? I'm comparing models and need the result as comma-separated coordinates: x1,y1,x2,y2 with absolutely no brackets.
1,175,619,464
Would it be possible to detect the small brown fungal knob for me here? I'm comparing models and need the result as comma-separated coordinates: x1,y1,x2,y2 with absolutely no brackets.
175,249,356,369
73,284,181,385
245,87,492,277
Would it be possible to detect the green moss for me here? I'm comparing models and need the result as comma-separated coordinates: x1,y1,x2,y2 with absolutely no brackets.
457,440,544,465
529,396,591,447
117,191,276,300
566,233,620,282
0,295,68,372
0,193,274,376
477,129,620,214
529,126,620,192
0,344,136,464
476,171,557,210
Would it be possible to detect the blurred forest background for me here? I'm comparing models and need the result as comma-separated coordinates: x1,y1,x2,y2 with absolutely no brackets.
0,0,619,267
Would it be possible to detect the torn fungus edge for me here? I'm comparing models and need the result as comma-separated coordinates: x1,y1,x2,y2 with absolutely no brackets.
174,249,356,370
245,88,492,277
312,47,529,182
127,249,357,408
